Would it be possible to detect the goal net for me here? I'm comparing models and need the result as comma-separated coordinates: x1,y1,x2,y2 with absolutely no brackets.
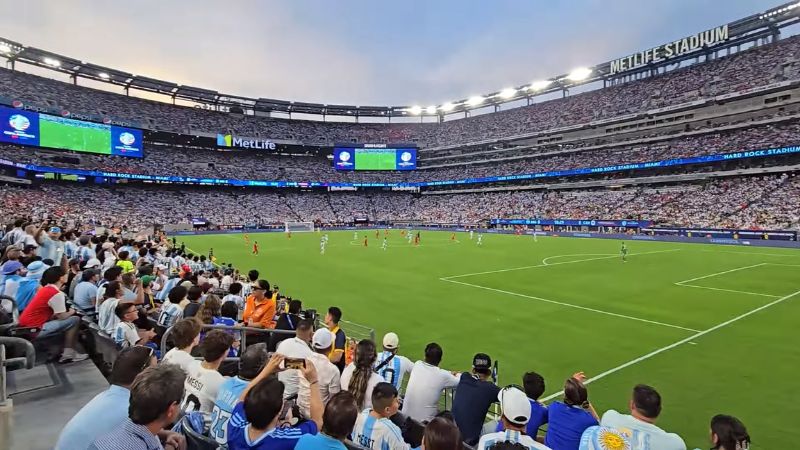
284,221,315,233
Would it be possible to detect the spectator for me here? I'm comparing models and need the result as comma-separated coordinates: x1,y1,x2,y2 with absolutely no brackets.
18,266,88,362
545,373,599,450
374,332,414,391
271,298,303,349
161,317,202,373
296,391,359,450
496,372,549,440
112,302,157,349
423,417,463,450
452,353,501,445
477,386,550,450
210,343,269,446
97,280,125,335
276,318,314,398
36,226,64,263
182,285,203,317
95,266,123,305
298,328,342,419
707,414,750,450
0,260,25,299
402,343,460,422
14,260,50,311
341,339,384,410
56,346,157,450
599,384,686,450
352,382,409,450
220,299,239,322
222,281,245,316
182,329,234,413
89,364,186,450
73,269,100,311
157,285,186,328
227,354,323,450
116,250,135,273
242,279,276,329
65,257,81,297
326,306,347,372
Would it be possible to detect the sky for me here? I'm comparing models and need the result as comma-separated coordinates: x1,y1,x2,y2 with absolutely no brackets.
0,0,779,107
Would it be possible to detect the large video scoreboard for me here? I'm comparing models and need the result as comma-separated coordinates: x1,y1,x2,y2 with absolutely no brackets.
333,144,417,171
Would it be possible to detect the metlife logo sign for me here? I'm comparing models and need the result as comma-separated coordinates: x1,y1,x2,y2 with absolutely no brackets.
216,133,277,150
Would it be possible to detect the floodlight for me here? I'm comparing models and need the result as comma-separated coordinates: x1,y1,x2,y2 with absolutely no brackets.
98,72,110,79
440,102,456,112
43,57,60,67
467,96,484,106
425,105,437,114
529,80,551,91
499,88,516,99
567,67,592,81
408,105,422,115
0,44,10,54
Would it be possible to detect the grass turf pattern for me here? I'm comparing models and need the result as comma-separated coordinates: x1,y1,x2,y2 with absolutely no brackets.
179,230,800,449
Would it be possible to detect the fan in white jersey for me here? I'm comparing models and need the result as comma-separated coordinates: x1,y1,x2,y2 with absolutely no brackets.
181,330,234,414
351,382,410,450
374,332,414,393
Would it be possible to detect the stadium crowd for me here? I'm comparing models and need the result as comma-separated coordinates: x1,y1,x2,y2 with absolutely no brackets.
0,224,753,450
0,119,798,184
0,35,799,149
0,172,798,231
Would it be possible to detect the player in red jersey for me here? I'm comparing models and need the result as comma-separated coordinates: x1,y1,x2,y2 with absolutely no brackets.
252,241,259,255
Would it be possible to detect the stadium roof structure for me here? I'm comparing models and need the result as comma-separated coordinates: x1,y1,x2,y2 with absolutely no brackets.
1,1,799,121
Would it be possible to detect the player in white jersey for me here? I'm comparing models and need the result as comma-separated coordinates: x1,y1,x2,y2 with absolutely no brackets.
477,233,484,246
374,333,414,392
470,229,474,240
381,237,388,251
532,230,538,243
320,236,327,255
354,231,359,240
352,383,410,450
407,232,413,244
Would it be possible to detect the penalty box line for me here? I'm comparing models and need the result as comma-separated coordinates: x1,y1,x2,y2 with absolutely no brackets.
440,248,681,280
674,263,782,299
540,288,800,402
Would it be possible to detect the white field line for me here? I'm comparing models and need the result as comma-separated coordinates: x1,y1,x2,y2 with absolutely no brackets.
765,263,800,267
440,277,700,332
699,249,800,258
440,249,681,280
540,288,800,402
673,263,782,298
541,254,615,265
674,263,767,285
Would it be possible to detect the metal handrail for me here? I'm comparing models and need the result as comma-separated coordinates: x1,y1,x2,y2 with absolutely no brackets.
159,322,298,360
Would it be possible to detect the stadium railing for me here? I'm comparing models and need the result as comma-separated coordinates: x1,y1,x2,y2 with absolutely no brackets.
159,323,297,363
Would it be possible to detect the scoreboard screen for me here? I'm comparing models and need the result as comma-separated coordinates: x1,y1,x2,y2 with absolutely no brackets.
333,145,417,171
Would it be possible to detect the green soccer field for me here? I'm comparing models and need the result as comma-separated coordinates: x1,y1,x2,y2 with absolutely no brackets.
178,230,800,449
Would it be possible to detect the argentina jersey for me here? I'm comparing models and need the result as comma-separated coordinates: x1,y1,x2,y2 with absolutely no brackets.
374,351,414,391
155,277,179,301
158,301,183,327
352,410,409,450
209,377,249,446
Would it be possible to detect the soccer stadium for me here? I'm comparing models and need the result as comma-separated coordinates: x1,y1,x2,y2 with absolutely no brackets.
1,2,799,449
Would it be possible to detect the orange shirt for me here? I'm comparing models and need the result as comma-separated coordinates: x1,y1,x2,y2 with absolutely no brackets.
243,294,276,329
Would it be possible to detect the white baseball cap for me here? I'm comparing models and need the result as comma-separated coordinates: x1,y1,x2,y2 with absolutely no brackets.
84,258,102,269
383,332,399,350
312,328,333,350
498,386,531,425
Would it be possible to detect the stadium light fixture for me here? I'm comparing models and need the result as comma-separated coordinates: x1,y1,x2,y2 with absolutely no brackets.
43,57,61,67
567,67,592,81
467,96,484,106
425,105,437,114
529,80,552,91
499,88,516,99
440,102,456,112
408,105,422,115
0,44,10,54
98,72,110,79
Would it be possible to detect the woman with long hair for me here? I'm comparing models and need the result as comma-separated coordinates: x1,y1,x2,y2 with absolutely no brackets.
423,417,462,450
710,415,750,450
545,372,599,450
341,339,383,409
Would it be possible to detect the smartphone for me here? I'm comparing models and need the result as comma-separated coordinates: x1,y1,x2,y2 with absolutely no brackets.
284,358,306,370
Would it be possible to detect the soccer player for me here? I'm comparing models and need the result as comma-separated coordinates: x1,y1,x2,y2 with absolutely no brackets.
209,248,214,259
477,233,484,246
621,242,628,262
320,236,327,255
381,237,388,251
451,232,456,241
252,241,259,255
407,232,413,244
364,235,368,247
470,229,474,240
244,234,249,243
353,231,359,240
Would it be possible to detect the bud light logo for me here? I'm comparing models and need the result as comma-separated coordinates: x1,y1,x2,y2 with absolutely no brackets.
119,132,136,146
9,114,29,131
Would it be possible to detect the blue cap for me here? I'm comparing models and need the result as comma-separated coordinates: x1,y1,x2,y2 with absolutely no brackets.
1,260,23,275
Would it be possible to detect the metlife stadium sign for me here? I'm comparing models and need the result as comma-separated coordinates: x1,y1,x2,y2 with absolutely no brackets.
216,133,277,150
610,25,729,75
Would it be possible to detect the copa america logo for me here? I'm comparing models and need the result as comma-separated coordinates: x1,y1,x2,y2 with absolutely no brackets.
119,132,136,146
339,151,351,162
8,114,30,131
400,151,412,162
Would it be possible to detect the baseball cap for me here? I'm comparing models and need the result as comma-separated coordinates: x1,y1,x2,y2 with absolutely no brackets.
156,264,168,271
383,332,400,350
578,426,631,450
26,261,50,279
472,353,492,372
49,226,61,233
498,386,531,425
84,258,102,269
1,260,23,275
312,328,333,350
140,275,155,288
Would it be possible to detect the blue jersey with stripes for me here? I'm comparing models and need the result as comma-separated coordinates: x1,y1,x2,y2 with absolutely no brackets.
351,410,410,450
210,377,249,446
374,351,414,391
226,402,317,450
